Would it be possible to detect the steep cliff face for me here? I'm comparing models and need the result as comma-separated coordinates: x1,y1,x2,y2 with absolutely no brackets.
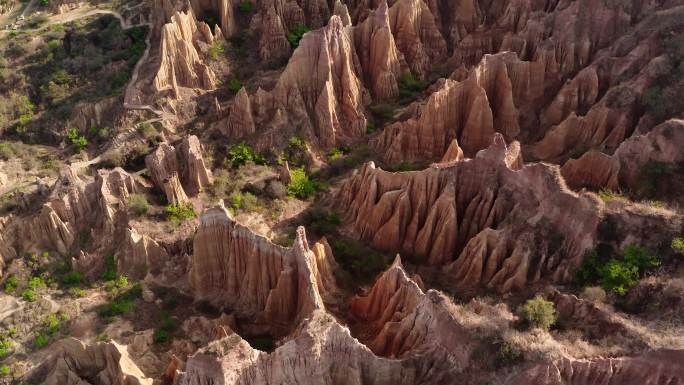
27,338,151,385
154,11,217,99
145,135,212,204
353,0,402,100
189,204,338,335
257,16,368,149
375,52,543,163
506,350,684,385
335,134,602,291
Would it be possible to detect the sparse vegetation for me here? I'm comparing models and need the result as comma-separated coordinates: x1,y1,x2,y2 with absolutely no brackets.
238,1,256,13
128,193,150,216
398,71,428,102
226,78,242,94
208,41,226,60
230,191,259,212
672,237,684,256
0,339,12,359
305,208,341,236
581,286,607,303
597,189,624,203
66,128,88,152
577,245,660,296
0,365,9,376
102,255,117,281
3,276,18,293
521,296,556,331
287,167,316,199
165,203,196,225
287,25,311,47
34,333,50,349
226,143,266,168
98,283,142,318
153,311,175,344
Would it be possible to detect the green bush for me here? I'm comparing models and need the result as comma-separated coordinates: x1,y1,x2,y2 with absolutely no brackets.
577,245,660,296
238,1,256,12
153,311,175,344
128,193,150,216
3,276,18,293
153,329,169,344
44,314,61,334
521,296,556,331
226,78,242,94
306,208,341,236
34,333,49,349
331,239,387,279
0,143,15,161
226,143,266,167
22,289,37,302
0,365,9,376
366,121,377,134
287,168,316,199
98,283,142,318
328,146,350,161
165,203,196,225
0,339,12,359
28,276,46,290
208,41,225,60
398,72,428,101
672,238,684,256
62,271,83,285
66,128,88,152
102,255,117,281
230,191,259,212
287,25,311,47
69,287,87,297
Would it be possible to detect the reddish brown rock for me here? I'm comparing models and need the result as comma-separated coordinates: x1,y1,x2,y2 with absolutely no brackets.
335,135,602,291
561,151,620,191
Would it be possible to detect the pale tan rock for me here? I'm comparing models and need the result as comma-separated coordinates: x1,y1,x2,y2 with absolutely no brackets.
439,139,464,163
28,338,152,385
154,11,217,99
189,204,338,335
256,6,290,63
145,135,212,203
220,87,255,139
506,350,684,385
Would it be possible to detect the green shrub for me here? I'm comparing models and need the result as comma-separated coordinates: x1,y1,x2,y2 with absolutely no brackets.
328,146,350,161
98,283,142,318
62,271,83,285
208,41,225,60
128,193,150,216
44,314,61,335
287,168,316,199
398,72,428,101
0,365,9,376
672,238,684,256
154,311,175,344
22,289,37,302
287,25,311,47
34,333,49,349
331,239,387,280
165,203,196,225
226,143,266,167
226,78,242,94
66,128,88,152
577,245,660,296
521,296,556,331
69,287,87,297
306,208,341,236
366,121,377,134
3,276,18,293
288,136,307,151
238,1,255,12
102,255,117,281
0,143,16,161
28,277,45,290
153,329,169,344
0,339,12,359
230,191,259,212
597,189,624,203
368,103,397,121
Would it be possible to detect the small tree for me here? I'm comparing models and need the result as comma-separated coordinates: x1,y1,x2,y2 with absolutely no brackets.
287,168,316,199
522,296,556,331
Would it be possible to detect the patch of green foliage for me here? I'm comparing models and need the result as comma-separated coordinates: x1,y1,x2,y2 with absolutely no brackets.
208,41,226,60
153,311,175,344
672,238,684,256
66,128,88,152
34,333,49,349
287,168,316,199
577,245,660,296
165,203,196,225
226,78,242,93
521,296,556,331
305,208,341,236
398,72,428,102
0,339,12,359
328,146,350,161
22,289,37,302
0,365,9,376
44,313,61,335
238,1,256,12
230,191,259,212
366,121,377,134
226,143,267,168
3,276,18,293
98,283,142,318
128,193,150,216
102,255,117,281
28,276,46,290
597,189,624,203
332,239,388,281
287,25,311,47
368,102,397,122
62,271,83,285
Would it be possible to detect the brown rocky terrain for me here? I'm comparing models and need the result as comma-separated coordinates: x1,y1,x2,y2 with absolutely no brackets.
0,0,683,384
